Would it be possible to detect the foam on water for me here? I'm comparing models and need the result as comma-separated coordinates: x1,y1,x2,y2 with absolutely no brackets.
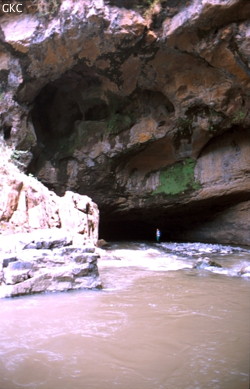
99,241,250,278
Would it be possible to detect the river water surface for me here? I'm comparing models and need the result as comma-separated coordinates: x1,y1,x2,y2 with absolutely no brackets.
0,241,249,389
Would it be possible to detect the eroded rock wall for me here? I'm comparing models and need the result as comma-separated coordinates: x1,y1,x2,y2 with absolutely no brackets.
0,160,99,244
0,156,100,296
182,200,250,247
0,0,250,244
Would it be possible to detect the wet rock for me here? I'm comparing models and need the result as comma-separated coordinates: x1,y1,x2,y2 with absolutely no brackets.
193,258,222,269
238,265,250,277
97,239,109,248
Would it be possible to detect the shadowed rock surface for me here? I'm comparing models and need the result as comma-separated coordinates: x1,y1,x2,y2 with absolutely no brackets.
0,0,250,245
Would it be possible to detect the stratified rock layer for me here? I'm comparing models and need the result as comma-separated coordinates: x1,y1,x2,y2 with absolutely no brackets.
0,229,101,298
0,0,250,245
0,157,100,296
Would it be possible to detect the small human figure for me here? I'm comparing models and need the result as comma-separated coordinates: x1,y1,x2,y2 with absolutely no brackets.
156,228,161,243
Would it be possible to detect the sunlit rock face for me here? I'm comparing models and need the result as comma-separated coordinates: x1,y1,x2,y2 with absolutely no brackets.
0,0,250,244
0,164,99,244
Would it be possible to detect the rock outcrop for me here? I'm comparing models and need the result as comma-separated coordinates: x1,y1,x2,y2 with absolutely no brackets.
0,147,100,296
0,0,250,245
0,228,101,298
182,200,250,247
0,161,99,244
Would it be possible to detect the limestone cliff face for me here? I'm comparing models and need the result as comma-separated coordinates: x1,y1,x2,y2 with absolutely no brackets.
0,0,250,244
0,158,99,244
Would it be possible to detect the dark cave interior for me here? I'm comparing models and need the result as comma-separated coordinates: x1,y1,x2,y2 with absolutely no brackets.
99,219,167,242
98,191,250,242
98,216,198,242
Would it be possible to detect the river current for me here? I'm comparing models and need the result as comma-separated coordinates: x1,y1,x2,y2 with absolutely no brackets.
0,241,249,389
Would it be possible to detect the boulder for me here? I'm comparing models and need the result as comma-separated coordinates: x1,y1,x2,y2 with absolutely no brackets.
193,258,222,270
238,265,250,277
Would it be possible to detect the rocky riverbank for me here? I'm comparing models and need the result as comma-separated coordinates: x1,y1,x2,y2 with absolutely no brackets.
0,146,101,297
0,228,102,298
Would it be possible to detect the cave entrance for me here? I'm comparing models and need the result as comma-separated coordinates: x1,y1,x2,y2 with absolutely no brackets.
99,220,160,242
98,189,250,243
98,210,199,242
98,205,199,242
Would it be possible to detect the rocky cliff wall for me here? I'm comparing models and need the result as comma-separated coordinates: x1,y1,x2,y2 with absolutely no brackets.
0,0,250,245
0,148,100,296
0,157,99,244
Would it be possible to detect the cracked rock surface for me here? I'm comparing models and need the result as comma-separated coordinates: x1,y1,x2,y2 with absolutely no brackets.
0,228,102,298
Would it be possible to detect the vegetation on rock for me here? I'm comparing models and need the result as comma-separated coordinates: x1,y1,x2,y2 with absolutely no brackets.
153,158,201,196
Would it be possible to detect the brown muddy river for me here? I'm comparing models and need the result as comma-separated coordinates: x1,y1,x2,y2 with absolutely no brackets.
0,241,249,389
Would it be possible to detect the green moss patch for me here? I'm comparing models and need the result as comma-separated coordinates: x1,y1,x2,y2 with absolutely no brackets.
107,113,134,135
153,158,201,196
